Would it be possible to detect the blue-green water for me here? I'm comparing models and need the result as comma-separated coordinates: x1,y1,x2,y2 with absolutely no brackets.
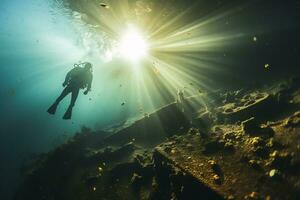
0,1,165,199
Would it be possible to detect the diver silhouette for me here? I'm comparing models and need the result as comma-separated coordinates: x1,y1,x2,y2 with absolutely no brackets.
47,62,93,120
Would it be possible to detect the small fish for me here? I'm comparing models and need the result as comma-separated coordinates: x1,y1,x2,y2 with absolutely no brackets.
100,3,110,9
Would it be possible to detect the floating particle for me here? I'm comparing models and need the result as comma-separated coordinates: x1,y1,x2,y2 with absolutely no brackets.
269,169,276,177
89,98,92,101
264,64,270,69
98,166,103,172
189,83,194,86
92,187,97,191
253,36,257,42
100,3,110,9
119,84,122,87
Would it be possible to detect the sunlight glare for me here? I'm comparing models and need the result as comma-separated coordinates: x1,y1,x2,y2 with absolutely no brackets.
120,26,148,61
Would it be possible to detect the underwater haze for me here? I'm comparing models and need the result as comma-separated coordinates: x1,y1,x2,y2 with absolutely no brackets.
0,0,160,199
1,0,300,199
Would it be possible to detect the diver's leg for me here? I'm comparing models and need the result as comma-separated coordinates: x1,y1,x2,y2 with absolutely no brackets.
47,87,71,115
63,88,79,120
56,86,72,104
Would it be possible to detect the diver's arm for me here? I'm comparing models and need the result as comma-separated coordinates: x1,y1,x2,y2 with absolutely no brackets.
84,74,93,95
63,70,72,87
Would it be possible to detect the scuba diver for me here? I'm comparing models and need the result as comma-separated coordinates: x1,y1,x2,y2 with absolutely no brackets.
47,62,93,120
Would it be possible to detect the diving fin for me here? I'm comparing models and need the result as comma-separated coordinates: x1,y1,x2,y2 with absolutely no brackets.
63,107,72,120
47,103,58,115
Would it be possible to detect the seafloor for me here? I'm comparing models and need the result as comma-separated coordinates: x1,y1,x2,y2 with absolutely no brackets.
15,76,300,200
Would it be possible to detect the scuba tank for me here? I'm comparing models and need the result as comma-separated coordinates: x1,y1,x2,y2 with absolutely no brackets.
73,62,93,73
74,62,85,68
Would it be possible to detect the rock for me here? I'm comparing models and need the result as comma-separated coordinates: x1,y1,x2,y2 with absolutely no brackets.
242,118,274,137
165,146,172,153
213,174,221,185
244,191,259,199
270,150,279,158
223,132,236,140
225,108,233,113
242,117,260,134
268,169,281,180
171,149,176,154
285,111,300,127
248,137,265,147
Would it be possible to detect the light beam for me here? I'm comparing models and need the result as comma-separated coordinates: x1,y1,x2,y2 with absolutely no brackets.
119,25,148,61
